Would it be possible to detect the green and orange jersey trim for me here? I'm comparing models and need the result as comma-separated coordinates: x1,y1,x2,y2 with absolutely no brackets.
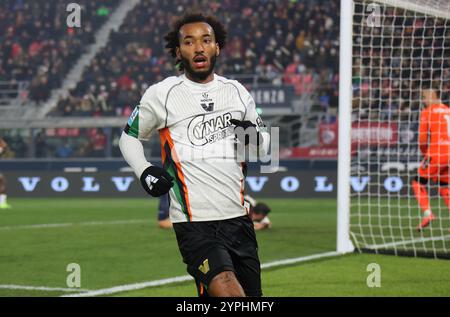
159,128,192,222
199,282,207,296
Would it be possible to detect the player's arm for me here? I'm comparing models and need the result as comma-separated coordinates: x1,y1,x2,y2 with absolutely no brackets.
254,216,271,231
119,86,173,197
231,85,270,157
418,109,429,156
120,132,151,178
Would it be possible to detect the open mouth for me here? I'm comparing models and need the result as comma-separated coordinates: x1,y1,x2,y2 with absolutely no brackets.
193,55,208,68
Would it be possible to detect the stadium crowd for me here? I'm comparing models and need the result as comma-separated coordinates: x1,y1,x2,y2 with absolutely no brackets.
0,128,115,159
352,5,450,121
0,0,344,158
2,1,450,159
0,0,120,103
50,0,340,117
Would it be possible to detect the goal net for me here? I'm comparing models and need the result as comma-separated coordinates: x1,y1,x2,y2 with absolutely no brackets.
349,0,450,258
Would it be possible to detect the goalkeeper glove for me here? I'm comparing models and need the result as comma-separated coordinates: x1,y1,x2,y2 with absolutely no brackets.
230,119,260,146
140,166,174,197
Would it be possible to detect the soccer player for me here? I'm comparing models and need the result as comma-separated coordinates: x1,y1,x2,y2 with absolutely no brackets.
119,13,270,297
0,138,12,209
411,87,450,231
0,173,11,209
244,195,272,231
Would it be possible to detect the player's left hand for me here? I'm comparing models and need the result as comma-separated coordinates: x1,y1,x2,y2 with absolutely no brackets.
230,119,260,145
139,166,174,197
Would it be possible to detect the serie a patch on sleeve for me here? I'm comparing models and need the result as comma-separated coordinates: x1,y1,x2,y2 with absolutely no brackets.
124,106,139,138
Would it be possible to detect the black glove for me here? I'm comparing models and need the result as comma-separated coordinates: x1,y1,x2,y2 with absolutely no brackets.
230,119,260,145
140,166,174,197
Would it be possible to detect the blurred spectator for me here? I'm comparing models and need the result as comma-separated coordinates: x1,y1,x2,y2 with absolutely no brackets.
35,132,48,158
55,139,73,158
89,128,107,157
0,0,120,103
52,0,341,116
0,138,15,159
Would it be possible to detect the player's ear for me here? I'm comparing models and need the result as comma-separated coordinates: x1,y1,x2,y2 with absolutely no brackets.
215,43,220,57
176,47,181,59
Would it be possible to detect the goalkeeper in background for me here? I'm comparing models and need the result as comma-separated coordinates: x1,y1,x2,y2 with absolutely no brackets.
411,87,450,232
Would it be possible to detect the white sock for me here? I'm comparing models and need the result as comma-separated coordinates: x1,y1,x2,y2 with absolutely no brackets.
0,194,5,204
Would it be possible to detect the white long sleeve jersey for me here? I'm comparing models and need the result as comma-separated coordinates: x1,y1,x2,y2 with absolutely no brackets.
122,73,270,223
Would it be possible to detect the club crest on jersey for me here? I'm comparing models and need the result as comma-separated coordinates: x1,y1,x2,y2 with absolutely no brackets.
198,259,210,274
187,112,234,146
200,92,214,112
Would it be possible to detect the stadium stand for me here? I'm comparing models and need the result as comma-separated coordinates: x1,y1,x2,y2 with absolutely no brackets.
49,0,340,117
352,7,450,122
0,0,120,105
1,0,342,158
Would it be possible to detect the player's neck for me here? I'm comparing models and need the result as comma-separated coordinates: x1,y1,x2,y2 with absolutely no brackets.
184,72,215,84
426,99,442,107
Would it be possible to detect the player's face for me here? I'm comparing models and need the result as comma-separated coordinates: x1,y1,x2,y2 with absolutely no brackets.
421,89,439,107
177,22,220,83
251,213,265,222
422,89,432,105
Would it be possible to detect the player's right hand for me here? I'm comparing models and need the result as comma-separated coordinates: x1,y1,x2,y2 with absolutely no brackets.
140,166,174,197
230,119,260,145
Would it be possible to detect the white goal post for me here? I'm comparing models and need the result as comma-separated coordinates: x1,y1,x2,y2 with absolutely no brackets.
338,0,450,258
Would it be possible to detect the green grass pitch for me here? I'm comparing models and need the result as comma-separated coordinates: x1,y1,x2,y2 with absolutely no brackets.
0,198,449,297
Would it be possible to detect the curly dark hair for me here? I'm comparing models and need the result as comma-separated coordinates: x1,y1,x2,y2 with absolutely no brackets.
164,12,227,71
